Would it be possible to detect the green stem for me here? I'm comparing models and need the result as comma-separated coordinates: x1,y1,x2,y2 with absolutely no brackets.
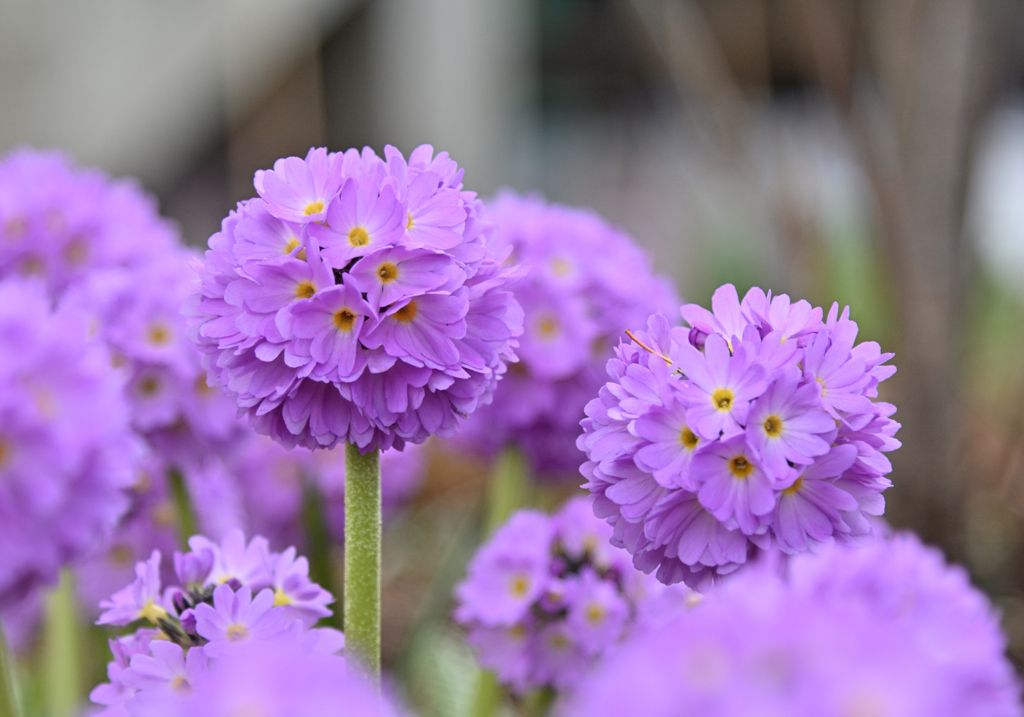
168,467,198,549
344,442,381,680
485,446,531,536
42,569,80,717
472,670,502,717
0,616,20,717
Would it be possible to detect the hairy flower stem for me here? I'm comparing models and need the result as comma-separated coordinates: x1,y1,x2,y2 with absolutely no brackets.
43,569,81,717
344,443,381,680
0,621,19,717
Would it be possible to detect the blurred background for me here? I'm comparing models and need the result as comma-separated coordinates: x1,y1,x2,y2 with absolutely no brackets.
4,0,1024,709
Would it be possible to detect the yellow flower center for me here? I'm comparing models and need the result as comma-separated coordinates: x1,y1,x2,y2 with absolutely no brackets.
782,476,804,496
273,587,292,607
548,631,570,650
728,455,754,479
680,427,699,450
20,256,44,275
712,388,734,411
295,281,316,299
406,212,415,230
377,262,399,283
763,415,783,438
65,236,88,265
284,237,300,253
333,308,356,332
194,373,217,397
152,501,177,529
394,300,418,324
139,376,161,396
816,377,827,396
348,226,370,247
109,544,133,565
225,624,250,642
509,573,531,598
0,438,9,469
550,257,573,277
170,676,192,695
584,602,606,625
140,599,167,625
537,316,559,338
303,200,325,216
146,322,172,346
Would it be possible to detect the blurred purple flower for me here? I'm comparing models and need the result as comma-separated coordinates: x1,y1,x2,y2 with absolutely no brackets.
561,533,1022,717
454,498,694,694
451,193,679,479
0,277,136,639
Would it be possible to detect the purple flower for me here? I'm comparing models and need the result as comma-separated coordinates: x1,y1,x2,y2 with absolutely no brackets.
673,334,767,440
308,176,405,267
450,193,678,479
188,145,522,451
0,276,136,632
579,286,900,588
98,551,168,626
189,530,272,591
690,435,779,534
282,283,375,380
562,533,1022,717
0,148,177,296
269,546,333,627
89,530,353,717
454,498,696,694
194,585,289,657
455,511,553,627
745,372,835,472
254,147,342,224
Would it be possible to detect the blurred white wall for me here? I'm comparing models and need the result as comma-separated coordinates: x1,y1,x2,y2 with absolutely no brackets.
0,0,356,188
367,0,536,195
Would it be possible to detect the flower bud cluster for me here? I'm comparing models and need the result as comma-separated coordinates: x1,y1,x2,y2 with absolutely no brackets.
454,498,694,693
91,530,348,716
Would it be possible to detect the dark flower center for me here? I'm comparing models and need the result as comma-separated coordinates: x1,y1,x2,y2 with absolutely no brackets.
377,262,399,283
394,300,418,324
729,455,753,479
333,309,356,332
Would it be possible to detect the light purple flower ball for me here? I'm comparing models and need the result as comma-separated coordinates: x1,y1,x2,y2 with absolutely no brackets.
561,533,1022,717
187,145,524,452
452,193,678,478
453,497,694,694
579,284,900,588
0,277,137,638
91,530,360,717
0,148,178,297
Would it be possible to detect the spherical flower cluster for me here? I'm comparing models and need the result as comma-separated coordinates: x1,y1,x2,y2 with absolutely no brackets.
580,284,899,588
187,145,524,452
452,193,678,478
0,148,177,296
0,278,136,636
562,534,1022,717
89,530,386,716
229,434,427,550
454,497,695,693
